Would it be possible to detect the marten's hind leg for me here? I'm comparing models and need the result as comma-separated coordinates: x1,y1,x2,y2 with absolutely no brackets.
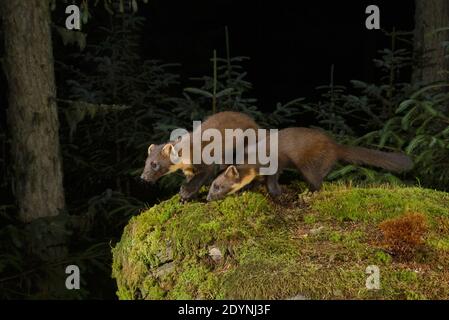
299,167,323,191
297,158,335,192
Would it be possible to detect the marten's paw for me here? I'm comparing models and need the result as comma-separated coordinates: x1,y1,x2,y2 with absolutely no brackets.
179,185,198,203
268,186,282,198
268,188,283,204
179,193,196,203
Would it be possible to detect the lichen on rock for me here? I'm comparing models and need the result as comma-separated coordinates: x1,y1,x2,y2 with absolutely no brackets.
112,183,449,300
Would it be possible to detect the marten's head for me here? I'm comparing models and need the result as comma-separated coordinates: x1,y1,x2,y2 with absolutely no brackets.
140,143,179,183
207,165,257,201
206,166,241,201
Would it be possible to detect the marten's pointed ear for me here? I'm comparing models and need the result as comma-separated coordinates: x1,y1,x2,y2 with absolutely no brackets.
224,166,239,179
148,144,155,155
162,143,173,156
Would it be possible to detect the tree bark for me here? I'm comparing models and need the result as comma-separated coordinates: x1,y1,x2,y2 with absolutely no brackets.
413,0,449,84
1,0,65,222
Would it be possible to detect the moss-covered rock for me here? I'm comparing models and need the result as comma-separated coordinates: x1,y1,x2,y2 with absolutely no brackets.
112,183,449,300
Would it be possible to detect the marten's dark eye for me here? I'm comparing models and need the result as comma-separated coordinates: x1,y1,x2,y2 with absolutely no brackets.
213,184,220,191
151,162,160,171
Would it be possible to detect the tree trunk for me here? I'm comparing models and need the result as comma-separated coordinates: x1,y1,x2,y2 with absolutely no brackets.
1,0,65,222
413,0,449,84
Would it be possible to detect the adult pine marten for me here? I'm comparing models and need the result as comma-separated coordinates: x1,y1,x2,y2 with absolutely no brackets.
206,127,413,201
140,111,260,201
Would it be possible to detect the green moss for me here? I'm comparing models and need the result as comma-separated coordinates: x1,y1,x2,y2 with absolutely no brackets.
303,215,316,225
427,237,449,251
169,262,220,299
112,184,449,300
312,186,449,223
373,250,393,265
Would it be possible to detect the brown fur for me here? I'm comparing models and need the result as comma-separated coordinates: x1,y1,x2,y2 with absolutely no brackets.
229,167,258,194
141,111,260,201
207,127,413,200
277,128,412,191
177,111,261,164
207,166,258,201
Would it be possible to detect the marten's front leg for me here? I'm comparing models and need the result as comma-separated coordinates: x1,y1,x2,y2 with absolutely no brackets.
266,173,282,197
179,166,215,202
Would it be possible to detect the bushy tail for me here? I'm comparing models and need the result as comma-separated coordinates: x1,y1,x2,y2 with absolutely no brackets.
337,145,413,172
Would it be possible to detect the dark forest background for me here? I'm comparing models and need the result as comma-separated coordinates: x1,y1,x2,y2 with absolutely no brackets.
0,0,448,299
